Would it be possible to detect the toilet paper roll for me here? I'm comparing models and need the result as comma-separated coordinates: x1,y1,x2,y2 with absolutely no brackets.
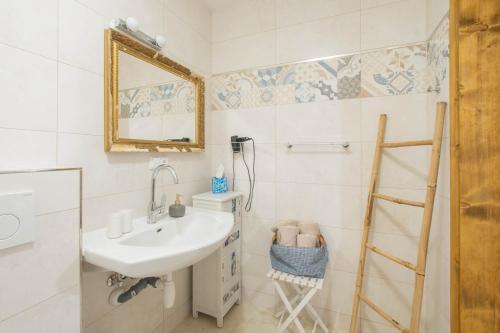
277,226,300,246
297,234,318,248
299,222,320,236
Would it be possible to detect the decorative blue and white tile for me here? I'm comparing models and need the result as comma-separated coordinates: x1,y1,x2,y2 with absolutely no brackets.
240,86,276,108
119,87,151,118
276,84,295,105
293,61,336,83
427,15,449,93
361,44,428,97
294,82,316,103
210,38,444,110
276,64,297,86
120,80,194,118
314,79,338,101
211,73,243,110
337,55,361,99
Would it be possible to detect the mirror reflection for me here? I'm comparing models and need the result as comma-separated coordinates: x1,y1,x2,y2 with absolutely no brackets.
117,51,196,143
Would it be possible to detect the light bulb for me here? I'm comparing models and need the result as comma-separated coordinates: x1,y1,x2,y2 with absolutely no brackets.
155,35,166,48
125,17,139,32
109,18,119,29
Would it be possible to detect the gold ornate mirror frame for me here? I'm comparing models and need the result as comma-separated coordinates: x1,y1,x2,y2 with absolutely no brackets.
104,29,205,152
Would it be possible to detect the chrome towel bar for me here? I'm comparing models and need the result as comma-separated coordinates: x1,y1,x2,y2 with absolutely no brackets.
286,141,350,149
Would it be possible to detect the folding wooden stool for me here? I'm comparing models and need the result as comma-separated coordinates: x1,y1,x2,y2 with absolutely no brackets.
267,269,329,333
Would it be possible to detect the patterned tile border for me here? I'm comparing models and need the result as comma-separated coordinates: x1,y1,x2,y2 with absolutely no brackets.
210,15,449,111
119,80,195,119
427,14,450,94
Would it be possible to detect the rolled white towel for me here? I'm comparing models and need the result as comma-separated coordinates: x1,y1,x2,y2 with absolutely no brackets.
297,234,318,248
271,219,299,233
277,226,300,246
299,222,320,236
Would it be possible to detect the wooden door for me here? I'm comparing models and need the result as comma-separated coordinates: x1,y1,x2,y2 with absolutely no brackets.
450,0,500,332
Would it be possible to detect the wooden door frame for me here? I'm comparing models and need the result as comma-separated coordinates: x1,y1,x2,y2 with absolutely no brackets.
450,0,499,332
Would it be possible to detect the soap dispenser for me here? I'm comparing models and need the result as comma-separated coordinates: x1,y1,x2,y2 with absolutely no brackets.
169,194,186,218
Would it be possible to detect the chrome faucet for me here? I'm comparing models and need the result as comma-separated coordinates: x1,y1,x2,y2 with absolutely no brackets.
148,163,179,224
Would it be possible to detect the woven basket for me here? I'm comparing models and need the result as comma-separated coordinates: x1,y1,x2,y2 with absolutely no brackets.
269,234,328,278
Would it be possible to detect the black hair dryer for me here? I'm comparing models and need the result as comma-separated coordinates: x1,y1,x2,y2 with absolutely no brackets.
231,135,251,153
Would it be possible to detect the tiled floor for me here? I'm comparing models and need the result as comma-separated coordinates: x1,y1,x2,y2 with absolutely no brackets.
171,301,322,333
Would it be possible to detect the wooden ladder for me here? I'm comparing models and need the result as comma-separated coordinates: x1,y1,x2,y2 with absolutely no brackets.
349,102,446,333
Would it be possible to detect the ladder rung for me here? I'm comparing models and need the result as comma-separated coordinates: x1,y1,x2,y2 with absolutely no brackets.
358,294,409,333
380,140,433,148
372,193,425,208
366,244,417,271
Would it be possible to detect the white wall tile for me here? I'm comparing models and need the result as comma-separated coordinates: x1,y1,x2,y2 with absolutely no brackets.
241,288,278,313
361,94,428,142
361,0,403,9
212,31,276,73
429,195,450,262
276,0,360,28
212,0,276,42
236,180,276,220
361,0,426,50
276,142,361,186
82,188,149,232
362,143,429,189
76,0,165,36
242,217,275,256
0,0,58,59
59,0,108,74
57,133,151,198
0,129,56,170
170,268,192,311
0,209,80,321
163,9,212,76
426,0,448,37
0,170,80,215
164,300,191,333
166,0,212,42
0,44,57,132
321,226,361,273
241,253,274,295
210,107,276,144
277,99,361,143
276,183,362,230
361,318,400,333
83,282,163,333
58,63,104,135
168,148,213,183
0,286,80,333
313,308,353,333
211,143,276,183
362,187,426,237
364,231,418,283
360,276,413,325
311,269,356,315
277,12,360,64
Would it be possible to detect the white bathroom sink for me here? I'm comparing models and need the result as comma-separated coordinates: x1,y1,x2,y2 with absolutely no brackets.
82,207,233,278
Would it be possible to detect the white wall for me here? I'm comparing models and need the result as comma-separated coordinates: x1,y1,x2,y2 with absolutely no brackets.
0,0,213,332
0,169,81,333
423,2,450,333
208,0,449,332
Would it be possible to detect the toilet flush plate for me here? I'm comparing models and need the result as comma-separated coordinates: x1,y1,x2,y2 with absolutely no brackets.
0,191,35,250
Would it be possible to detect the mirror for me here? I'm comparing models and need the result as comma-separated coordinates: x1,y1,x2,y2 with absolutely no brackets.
104,29,204,152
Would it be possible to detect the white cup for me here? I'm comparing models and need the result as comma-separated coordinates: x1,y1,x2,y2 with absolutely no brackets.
121,209,134,234
106,212,123,239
